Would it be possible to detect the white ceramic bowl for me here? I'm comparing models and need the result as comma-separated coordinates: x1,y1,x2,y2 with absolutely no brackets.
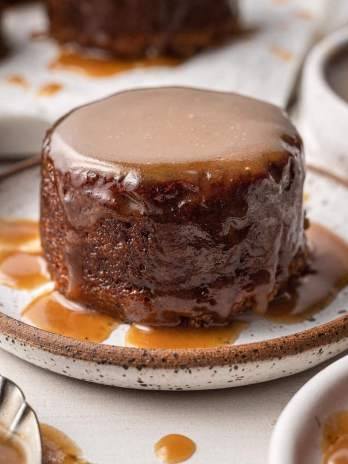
269,355,348,464
299,26,348,176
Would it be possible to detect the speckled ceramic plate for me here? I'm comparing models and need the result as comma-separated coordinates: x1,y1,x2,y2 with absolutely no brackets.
0,165,348,390
269,354,348,464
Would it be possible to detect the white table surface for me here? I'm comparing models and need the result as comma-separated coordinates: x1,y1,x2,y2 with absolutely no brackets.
1,1,348,462
0,345,344,464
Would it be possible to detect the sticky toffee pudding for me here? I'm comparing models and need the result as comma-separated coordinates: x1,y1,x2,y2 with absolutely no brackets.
47,0,240,59
40,87,307,328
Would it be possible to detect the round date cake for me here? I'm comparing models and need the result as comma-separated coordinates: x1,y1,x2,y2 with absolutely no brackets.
41,87,307,327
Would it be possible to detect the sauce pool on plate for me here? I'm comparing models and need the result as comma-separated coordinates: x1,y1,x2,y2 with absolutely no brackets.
322,411,348,464
22,292,118,343
0,433,26,464
0,252,50,290
41,423,87,464
265,223,348,324
0,219,40,253
125,321,248,349
49,48,179,78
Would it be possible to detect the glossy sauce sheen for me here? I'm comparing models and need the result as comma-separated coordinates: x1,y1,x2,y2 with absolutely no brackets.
126,321,248,349
49,49,178,78
0,219,40,252
0,252,49,290
22,292,118,343
327,47,348,103
41,424,86,464
0,433,26,464
50,87,297,175
154,434,196,464
266,223,348,324
322,411,348,464
0,220,47,290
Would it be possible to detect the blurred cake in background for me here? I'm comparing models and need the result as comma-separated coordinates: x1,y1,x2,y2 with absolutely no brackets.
46,0,240,58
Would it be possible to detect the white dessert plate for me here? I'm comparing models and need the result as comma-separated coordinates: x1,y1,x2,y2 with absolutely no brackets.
0,164,347,390
269,354,348,464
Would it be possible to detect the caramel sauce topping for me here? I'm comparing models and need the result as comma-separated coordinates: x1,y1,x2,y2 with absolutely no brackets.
22,291,118,343
126,321,248,349
154,434,196,464
0,433,26,464
51,88,297,176
322,411,348,464
41,424,87,464
49,49,178,78
266,223,348,324
38,83,63,97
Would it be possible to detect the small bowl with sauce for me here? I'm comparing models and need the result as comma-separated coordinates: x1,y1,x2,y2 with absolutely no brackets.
269,355,348,464
299,26,348,176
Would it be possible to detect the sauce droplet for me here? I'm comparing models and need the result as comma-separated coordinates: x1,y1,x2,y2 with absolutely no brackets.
125,321,247,349
49,48,179,78
322,411,348,464
295,9,314,20
271,44,294,62
0,252,50,290
38,83,63,97
41,423,87,464
266,223,348,324
22,291,119,342
154,434,196,464
0,432,26,464
6,75,29,89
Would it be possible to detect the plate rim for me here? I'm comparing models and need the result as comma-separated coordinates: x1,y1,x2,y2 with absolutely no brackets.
1,312,348,369
0,164,348,370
